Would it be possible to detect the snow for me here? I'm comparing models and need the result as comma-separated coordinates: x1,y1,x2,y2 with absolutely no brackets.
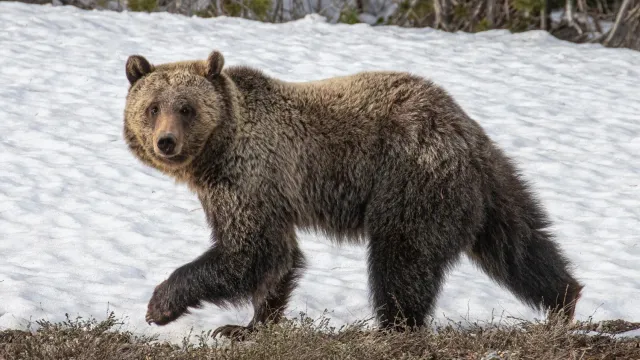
1,1,639,343
617,329,640,338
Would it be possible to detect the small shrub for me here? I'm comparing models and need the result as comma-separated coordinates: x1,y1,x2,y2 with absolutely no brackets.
475,17,492,31
339,7,361,24
513,0,544,15
409,0,434,25
128,0,157,12
249,0,271,20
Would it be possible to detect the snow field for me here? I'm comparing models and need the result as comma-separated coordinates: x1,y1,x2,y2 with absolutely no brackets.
0,1,639,342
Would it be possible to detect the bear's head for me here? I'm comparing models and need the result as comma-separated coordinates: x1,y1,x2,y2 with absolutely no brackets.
122,50,227,173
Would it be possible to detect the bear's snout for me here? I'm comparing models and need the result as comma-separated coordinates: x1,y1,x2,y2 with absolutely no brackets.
152,113,184,159
156,133,178,156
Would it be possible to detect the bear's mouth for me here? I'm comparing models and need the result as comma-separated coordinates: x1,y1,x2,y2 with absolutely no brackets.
155,152,189,166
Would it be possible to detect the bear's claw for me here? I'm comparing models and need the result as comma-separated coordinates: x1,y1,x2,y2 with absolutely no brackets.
212,324,254,341
145,279,188,326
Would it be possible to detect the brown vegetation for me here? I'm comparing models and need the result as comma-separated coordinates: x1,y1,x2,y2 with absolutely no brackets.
1,312,639,359
12,0,640,51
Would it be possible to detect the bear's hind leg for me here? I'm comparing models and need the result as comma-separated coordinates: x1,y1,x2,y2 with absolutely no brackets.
365,163,482,331
366,223,471,331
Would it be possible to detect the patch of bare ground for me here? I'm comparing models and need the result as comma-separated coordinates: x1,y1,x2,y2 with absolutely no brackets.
1,312,639,360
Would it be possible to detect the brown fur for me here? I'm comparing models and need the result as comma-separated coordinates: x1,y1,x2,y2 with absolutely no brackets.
122,50,583,338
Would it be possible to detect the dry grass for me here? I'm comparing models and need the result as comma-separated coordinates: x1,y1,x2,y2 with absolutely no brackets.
1,312,639,360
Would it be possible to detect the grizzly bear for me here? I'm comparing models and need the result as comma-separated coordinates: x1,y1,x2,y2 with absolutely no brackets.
122,50,583,339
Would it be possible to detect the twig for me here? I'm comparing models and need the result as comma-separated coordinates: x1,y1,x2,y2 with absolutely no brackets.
603,0,633,44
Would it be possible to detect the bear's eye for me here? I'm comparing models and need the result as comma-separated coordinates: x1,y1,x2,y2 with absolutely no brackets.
149,105,159,116
180,105,194,117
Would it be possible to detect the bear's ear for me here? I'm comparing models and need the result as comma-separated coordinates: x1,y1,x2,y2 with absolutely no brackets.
126,55,153,85
205,50,225,80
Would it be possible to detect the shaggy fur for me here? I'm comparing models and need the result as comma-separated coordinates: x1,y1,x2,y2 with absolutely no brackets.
122,50,583,338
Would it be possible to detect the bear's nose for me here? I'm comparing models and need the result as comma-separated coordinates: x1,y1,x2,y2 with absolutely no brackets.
156,134,177,156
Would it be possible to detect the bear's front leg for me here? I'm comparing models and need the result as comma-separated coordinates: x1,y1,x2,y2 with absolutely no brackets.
144,244,238,326
211,245,306,340
145,259,207,325
144,222,298,327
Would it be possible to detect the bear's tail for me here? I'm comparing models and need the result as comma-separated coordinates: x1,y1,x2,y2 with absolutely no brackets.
466,145,583,321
